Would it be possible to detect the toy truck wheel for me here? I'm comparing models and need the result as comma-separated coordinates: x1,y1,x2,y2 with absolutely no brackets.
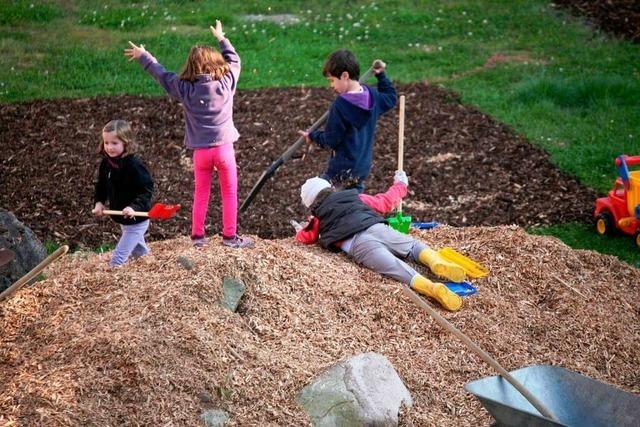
595,212,614,235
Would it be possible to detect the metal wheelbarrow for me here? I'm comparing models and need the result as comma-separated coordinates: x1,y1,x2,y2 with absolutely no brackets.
400,287,640,427
465,364,640,427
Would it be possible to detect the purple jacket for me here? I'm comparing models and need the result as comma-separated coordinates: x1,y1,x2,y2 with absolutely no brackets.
138,39,241,149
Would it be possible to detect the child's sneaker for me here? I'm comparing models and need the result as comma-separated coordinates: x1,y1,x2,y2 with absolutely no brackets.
191,236,208,248
222,235,254,248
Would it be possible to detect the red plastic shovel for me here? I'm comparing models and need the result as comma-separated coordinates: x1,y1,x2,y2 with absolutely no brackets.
95,203,181,220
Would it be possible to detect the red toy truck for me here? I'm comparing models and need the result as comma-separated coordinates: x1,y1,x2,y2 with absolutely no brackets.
594,155,640,247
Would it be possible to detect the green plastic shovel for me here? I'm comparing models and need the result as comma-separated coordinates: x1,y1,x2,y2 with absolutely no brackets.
388,95,412,233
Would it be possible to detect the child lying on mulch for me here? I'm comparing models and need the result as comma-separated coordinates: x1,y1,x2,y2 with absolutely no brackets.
294,171,464,311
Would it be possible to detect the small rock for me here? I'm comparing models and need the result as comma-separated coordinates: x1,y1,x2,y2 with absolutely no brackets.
219,277,245,312
201,409,229,427
176,256,195,270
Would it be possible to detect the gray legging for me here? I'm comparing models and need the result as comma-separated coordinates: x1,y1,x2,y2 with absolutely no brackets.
346,223,427,285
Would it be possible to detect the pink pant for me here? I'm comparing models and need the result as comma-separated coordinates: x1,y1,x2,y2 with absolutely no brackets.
192,143,238,239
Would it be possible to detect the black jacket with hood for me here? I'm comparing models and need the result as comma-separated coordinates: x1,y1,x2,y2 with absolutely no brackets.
311,188,386,250
94,154,154,225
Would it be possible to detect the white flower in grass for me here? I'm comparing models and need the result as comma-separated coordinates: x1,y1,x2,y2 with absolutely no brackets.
347,13,353,20
483,19,489,24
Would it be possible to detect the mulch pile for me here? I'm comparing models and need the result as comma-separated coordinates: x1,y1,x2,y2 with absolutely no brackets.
1,226,638,426
553,0,640,42
0,83,596,249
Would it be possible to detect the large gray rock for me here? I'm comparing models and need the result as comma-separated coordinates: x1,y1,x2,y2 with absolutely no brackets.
0,209,46,292
297,352,413,426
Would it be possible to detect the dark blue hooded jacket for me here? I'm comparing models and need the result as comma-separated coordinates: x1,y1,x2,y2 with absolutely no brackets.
309,72,396,186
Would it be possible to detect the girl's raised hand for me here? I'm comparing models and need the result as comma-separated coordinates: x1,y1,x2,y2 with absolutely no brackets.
210,20,225,41
124,41,146,61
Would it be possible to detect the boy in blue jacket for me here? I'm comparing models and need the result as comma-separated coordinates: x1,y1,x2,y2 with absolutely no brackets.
300,49,397,192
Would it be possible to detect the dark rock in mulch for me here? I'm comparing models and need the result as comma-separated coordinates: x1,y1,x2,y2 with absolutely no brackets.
553,0,640,42
0,83,596,249
0,209,46,292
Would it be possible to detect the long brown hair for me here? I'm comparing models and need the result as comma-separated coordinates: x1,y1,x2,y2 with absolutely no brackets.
98,120,137,156
179,45,230,82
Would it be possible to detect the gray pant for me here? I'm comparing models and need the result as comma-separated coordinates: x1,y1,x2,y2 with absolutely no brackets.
110,220,150,266
347,223,427,285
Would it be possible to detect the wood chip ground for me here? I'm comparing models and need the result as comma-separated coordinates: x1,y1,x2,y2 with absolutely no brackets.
1,226,638,426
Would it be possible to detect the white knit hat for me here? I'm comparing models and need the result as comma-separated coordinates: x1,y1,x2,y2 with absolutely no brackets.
300,177,332,208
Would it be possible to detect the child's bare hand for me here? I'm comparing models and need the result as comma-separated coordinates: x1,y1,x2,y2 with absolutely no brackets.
93,202,105,217
122,206,135,218
372,59,386,75
124,41,146,61
298,130,312,144
210,20,225,41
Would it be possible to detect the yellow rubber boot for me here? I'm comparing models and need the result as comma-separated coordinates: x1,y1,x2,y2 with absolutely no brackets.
418,248,466,283
411,275,462,312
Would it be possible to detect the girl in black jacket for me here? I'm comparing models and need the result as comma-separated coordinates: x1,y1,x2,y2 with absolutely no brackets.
94,120,154,266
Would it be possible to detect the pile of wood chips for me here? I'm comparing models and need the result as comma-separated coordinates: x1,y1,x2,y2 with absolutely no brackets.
1,225,638,426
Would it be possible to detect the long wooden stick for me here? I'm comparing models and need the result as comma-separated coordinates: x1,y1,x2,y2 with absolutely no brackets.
397,95,405,212
0,245,69,302
97,209,150,218
400,286,560,422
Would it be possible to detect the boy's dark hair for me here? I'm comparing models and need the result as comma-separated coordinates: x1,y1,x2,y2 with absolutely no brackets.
322,49,360,80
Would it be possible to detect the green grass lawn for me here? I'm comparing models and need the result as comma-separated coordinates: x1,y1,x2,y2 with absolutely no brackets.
2,0,639,264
